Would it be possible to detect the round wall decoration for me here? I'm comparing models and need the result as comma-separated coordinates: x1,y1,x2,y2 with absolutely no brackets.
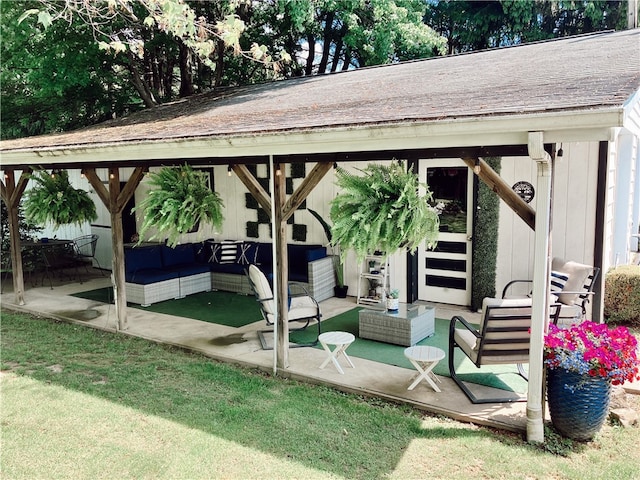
512,181,535,203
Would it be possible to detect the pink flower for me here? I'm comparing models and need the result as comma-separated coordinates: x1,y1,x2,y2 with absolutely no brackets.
544,321,640,384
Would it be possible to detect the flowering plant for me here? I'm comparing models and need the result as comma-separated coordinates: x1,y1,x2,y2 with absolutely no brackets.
544,321,640,385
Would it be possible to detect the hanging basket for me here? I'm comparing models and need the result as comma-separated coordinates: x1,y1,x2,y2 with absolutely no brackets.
546,368,612,441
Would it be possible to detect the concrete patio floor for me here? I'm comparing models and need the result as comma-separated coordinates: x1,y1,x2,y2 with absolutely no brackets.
2,270,539,434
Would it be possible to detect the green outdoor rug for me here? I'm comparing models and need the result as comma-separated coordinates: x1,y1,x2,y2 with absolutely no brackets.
71,287,262,328
290,307,528,394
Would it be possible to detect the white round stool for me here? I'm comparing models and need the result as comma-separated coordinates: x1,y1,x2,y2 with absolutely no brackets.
404,346,445,392
318,331,355,374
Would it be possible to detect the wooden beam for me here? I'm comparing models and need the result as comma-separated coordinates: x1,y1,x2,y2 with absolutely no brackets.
115,166,146,213
83,169,110,207
0,169,30,207
232,164,272,216
282,162,333,223
462,157,536,230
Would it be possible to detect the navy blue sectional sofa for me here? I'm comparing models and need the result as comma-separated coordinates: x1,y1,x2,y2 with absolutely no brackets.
124,240,336,306
124,244,212,306
198,240,335,301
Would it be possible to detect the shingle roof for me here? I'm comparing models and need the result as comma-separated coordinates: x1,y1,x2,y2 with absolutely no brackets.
1,29,639,153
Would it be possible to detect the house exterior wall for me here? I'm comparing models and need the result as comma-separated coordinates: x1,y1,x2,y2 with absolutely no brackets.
609,132,639,268
495,144,599,299
15,135,635,309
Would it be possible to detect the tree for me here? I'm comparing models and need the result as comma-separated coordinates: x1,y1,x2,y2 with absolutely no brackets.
425,0,632,55
1,1,138,139
16,0,291,106
275,0,447,75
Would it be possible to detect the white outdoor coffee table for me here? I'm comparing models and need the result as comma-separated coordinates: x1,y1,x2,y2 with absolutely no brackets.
318,331,355,374
404,346,445,392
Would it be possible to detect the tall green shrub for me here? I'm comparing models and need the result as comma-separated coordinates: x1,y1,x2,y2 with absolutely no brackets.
471,157,501,311
604,265,640,327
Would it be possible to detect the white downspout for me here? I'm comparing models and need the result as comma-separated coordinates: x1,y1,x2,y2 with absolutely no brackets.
527,131,553,443
269,154,279,375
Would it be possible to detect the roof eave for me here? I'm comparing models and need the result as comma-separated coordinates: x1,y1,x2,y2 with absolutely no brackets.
0,107,624,169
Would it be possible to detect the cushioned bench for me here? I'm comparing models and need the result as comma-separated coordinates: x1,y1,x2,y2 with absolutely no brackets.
124,244,211,306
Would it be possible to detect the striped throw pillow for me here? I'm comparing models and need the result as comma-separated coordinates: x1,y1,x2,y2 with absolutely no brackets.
550,270,569,298
219,241,239,264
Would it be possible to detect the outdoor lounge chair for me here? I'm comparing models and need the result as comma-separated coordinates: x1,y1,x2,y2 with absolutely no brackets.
449,297,561,404
247,264,322,350
501,257,599,326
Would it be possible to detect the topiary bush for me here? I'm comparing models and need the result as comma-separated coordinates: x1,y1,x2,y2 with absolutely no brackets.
471,156,501,311
604,265,640,327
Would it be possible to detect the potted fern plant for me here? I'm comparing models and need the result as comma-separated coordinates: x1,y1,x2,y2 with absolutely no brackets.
135,165,224,247
308,209,348,297
23,169,97,227
329,160,440,264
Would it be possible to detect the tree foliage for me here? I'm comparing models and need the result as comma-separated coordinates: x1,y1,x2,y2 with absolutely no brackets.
270,0,447,74
1,1,138,139
2,0,634,140
426,0,631,54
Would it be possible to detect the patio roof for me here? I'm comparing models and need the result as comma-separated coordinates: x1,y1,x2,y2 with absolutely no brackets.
1,29,639,167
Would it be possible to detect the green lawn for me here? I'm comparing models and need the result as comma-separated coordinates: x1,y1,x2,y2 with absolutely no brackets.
1,309,639,480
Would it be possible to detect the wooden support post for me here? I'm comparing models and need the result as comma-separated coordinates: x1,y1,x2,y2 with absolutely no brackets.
273,162,289,369
108,168,127,331
234,160,332,370
84,166,146,331
1,169,31,306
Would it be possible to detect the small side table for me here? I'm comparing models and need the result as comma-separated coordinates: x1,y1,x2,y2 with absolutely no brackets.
318,331,356,374
404,346,445,392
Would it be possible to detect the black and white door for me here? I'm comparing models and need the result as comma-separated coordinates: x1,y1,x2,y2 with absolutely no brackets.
418,159,473,306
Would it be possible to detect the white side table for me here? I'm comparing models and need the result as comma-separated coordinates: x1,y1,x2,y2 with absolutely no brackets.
318,331,356,374
404,346,445,392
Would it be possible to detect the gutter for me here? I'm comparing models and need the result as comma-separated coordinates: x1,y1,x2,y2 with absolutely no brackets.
0,108,624,168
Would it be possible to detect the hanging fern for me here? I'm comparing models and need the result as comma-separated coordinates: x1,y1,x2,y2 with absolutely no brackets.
135,165,224,247
329,161,439,263
23,169,97,227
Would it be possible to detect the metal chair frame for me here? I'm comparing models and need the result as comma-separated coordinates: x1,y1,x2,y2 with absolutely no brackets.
73,234,104,275
246,264,322,350
449,300,561,404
